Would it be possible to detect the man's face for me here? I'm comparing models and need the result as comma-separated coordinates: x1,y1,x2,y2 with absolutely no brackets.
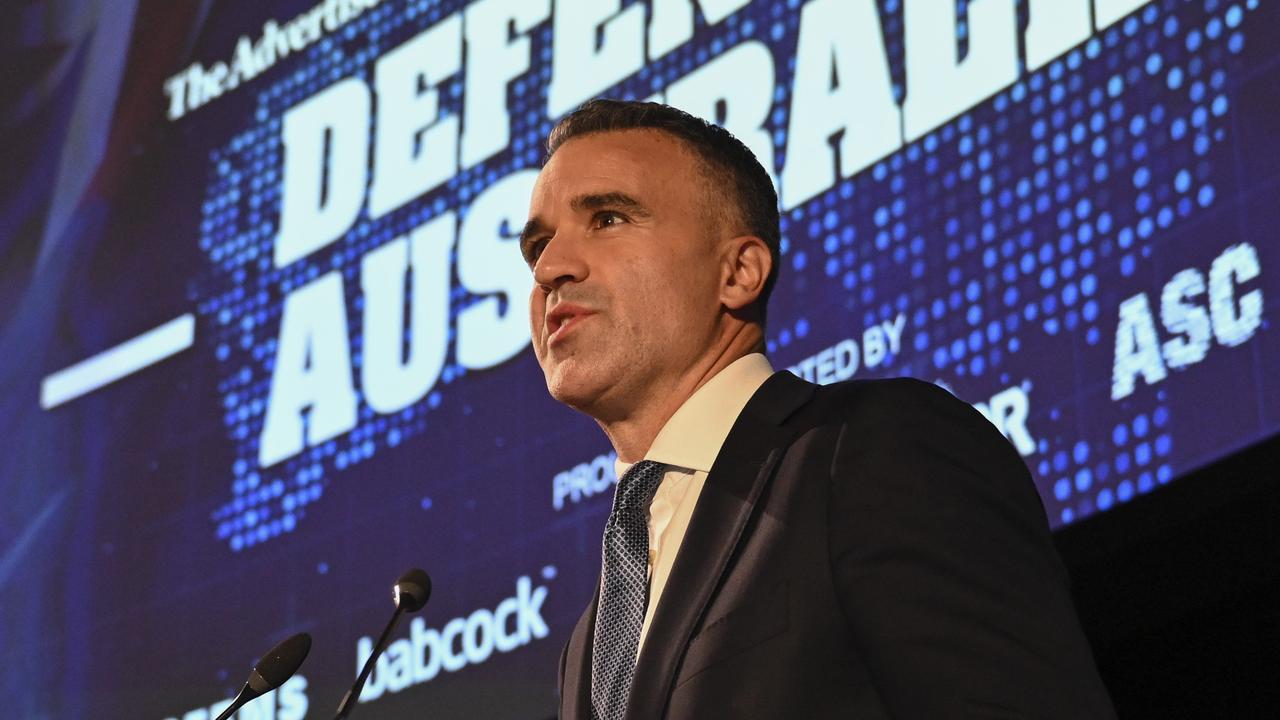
522,129,726,418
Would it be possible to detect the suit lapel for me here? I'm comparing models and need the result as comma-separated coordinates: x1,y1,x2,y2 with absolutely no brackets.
562,576,599,720
624,371,815,718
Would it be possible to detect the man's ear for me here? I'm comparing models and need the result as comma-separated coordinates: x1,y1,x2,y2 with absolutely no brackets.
719,235,772,312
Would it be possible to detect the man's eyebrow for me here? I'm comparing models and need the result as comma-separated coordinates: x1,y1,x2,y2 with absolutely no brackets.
519,192,652,261
570,192,652,217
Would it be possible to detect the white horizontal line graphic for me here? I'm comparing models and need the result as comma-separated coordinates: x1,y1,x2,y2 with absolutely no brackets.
40,314,195,410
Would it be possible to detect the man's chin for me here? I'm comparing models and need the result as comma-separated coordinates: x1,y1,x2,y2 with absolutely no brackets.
545,378,599,411
543,362,612,413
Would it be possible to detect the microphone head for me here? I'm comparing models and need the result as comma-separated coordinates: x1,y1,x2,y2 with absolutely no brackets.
247,632,311,694
393,568,432,612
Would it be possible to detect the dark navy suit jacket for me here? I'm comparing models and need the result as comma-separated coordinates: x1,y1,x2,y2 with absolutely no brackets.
558,372,1115,719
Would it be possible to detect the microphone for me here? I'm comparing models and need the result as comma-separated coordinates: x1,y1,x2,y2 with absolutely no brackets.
334,568,433,719
214,632,312,720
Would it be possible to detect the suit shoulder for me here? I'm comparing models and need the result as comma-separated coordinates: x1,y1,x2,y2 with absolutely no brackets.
794,375,1017,465
807,375,971,426
812,375,1045,522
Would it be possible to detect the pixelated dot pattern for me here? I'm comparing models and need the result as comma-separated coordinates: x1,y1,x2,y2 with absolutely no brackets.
194,0,1260,548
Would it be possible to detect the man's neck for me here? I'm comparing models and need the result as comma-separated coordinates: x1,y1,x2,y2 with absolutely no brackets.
597,331,763,463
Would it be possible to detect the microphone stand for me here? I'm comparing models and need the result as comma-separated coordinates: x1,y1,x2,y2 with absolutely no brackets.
213,682,263,720
333,604,407,719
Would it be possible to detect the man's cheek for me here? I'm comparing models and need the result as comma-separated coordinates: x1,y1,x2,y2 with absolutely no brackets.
528,292,544,335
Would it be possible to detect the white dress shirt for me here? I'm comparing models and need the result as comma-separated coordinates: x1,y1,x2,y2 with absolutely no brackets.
613,353,775,653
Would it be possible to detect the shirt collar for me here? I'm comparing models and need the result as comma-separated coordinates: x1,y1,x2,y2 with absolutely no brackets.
615,353,775,478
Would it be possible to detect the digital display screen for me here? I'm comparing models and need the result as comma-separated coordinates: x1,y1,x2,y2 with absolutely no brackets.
3,0,1276,717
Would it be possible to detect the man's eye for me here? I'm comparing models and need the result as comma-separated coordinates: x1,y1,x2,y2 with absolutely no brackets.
594,211,626,228
527,240,547,265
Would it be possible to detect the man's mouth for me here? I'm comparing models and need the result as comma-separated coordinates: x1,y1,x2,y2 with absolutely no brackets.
546,304,596,346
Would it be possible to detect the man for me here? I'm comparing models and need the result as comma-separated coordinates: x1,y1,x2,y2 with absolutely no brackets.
522,99,1115,719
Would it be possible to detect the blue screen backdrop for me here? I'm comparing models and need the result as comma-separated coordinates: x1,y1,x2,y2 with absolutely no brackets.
1,0,1276,717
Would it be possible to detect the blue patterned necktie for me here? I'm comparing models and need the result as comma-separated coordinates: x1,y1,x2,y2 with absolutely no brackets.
590,459,665,720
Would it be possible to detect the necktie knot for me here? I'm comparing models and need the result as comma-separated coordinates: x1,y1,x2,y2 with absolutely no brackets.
611,459,665,513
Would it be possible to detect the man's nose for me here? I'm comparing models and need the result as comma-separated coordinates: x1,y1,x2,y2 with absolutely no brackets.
533,233,588,290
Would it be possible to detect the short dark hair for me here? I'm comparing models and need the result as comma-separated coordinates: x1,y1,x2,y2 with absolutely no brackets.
545,99,781,324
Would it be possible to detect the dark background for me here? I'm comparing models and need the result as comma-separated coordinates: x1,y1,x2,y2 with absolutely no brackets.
1061,433,1280,718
